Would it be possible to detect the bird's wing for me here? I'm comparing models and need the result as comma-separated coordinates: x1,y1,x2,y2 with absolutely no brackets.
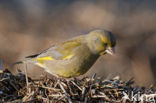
27,40,82,61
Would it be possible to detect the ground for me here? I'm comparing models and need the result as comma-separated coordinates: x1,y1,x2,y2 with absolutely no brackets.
0,69,155,103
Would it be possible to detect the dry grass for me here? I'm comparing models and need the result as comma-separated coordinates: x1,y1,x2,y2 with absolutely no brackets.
0,69,155,103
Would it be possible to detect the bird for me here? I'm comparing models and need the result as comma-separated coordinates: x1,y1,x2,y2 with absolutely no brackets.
14,29,116,78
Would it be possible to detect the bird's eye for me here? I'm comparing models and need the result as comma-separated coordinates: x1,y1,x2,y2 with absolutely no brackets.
104,43,107,46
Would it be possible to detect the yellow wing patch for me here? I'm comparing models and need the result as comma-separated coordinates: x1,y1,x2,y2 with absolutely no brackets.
62,53,75,60
33,54,74,64
33,54,75,68
32,56,53,67
31,56,52,68
37,56,54,61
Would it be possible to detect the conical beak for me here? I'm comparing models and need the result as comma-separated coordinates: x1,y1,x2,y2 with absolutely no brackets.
105,47,115,55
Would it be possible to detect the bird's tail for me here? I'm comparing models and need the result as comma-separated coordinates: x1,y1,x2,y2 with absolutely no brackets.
12,61,24,65
11,59,32,67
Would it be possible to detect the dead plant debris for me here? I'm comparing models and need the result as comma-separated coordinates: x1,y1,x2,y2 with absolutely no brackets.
0,69,155,103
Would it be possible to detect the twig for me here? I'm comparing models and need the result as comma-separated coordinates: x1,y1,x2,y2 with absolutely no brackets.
9,81,18,91
24,64,29,88
49,94,64,97
99,92,111,101
22,91,35,102
81,87,86,100
71,81,82,91
41,86,61,92
59,81,72,103
84,97,88,103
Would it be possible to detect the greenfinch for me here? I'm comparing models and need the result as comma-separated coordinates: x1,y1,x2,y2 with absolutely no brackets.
15,30,116,78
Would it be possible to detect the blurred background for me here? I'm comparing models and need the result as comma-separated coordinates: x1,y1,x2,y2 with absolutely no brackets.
0,0,156,86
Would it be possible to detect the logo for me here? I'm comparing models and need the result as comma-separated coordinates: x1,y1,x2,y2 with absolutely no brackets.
122,91,156,103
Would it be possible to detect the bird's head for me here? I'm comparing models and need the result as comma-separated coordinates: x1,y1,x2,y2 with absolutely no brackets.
86,30,116,55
